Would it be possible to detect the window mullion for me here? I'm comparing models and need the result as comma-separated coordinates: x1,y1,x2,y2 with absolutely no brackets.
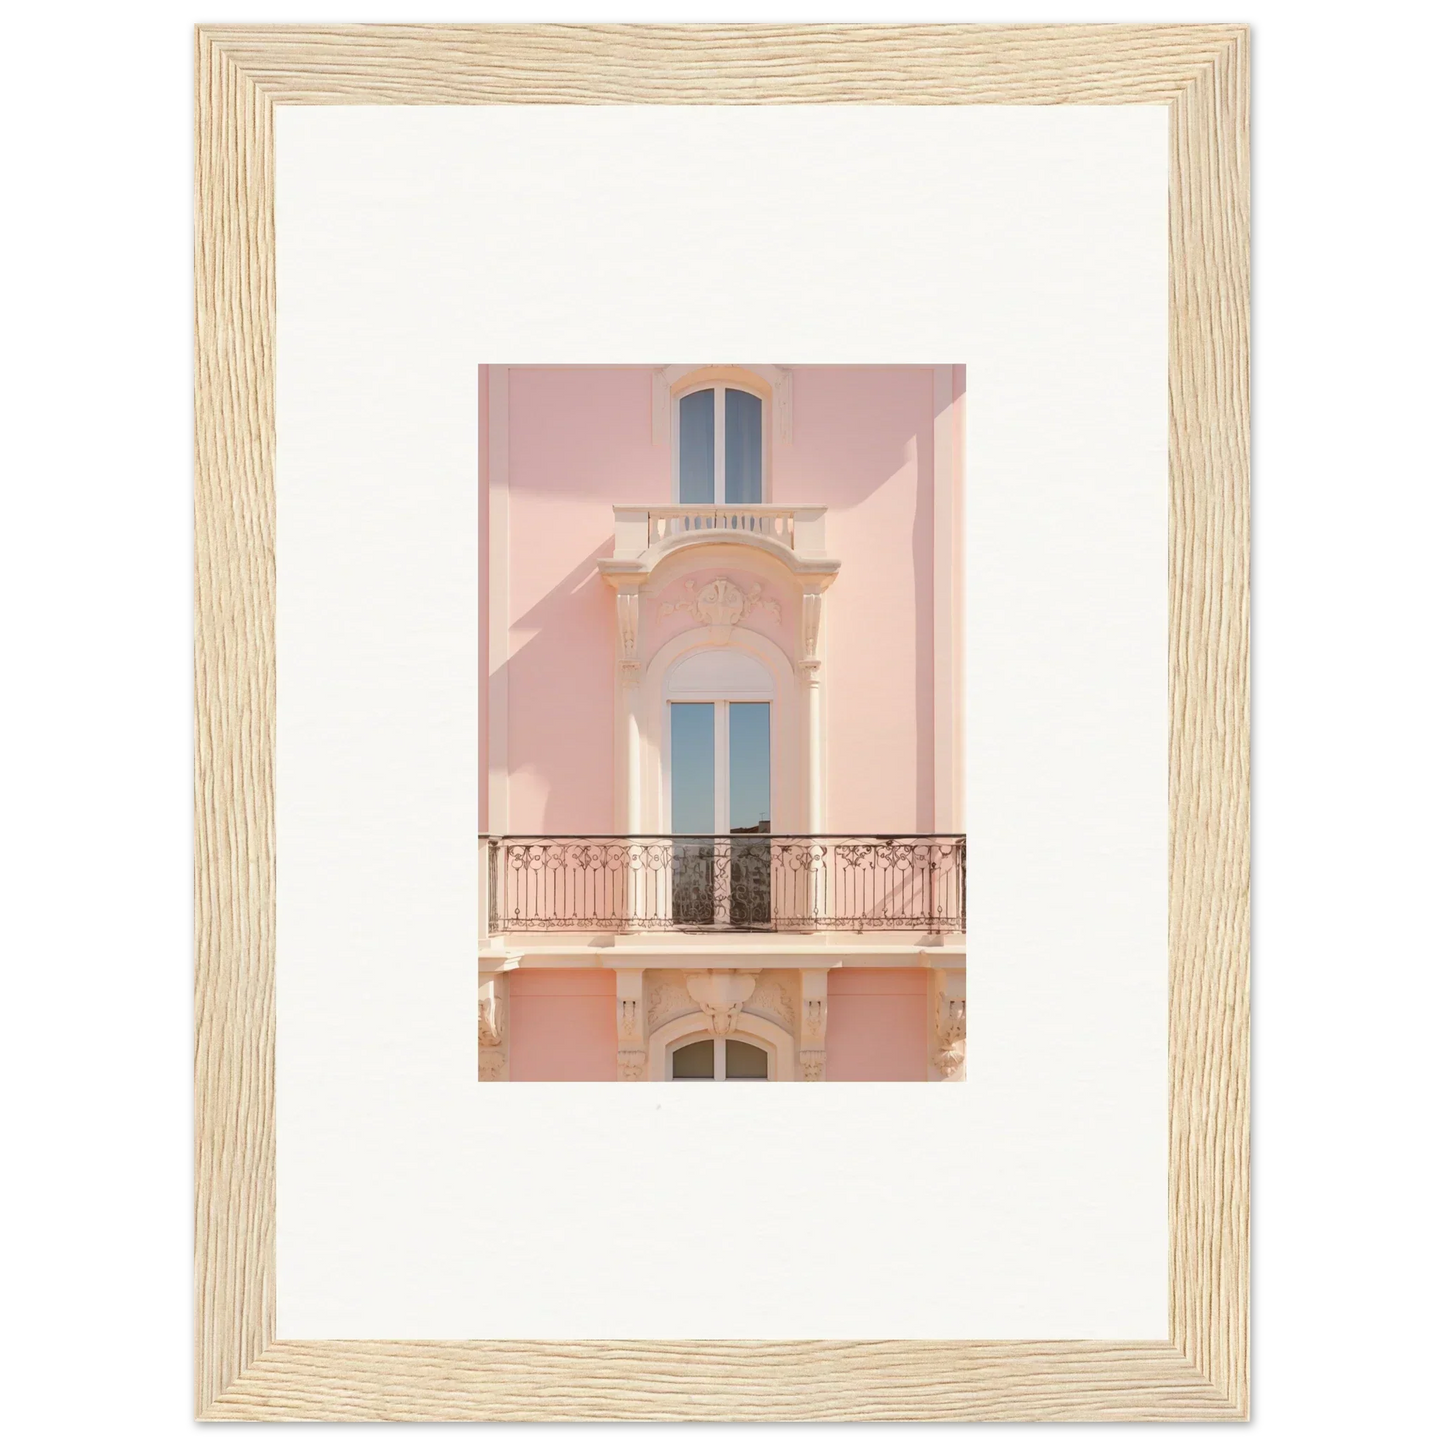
715,701,728,833
714,385,726,504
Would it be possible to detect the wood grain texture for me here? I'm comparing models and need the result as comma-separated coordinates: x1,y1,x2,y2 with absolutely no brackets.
204,1341,1238,1422
1166,28,1250,1416
197,22,1242,105
194,22,1249,1421
194,24,276,1417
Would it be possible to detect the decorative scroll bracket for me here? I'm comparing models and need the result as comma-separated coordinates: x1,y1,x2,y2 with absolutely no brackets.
799,968,830,1081
478,970,509,1082
617,968,646,1080
932,968,967,1082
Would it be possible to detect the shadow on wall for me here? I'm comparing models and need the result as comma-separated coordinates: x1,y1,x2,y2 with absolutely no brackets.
779,366,946,509
786,367,942,832
497,365,956,509
492,534,616,834
485,366,962,838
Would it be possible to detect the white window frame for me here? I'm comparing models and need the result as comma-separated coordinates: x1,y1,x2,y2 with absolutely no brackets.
664,698,772,835
640,628,798,836
666,1031,775,1080
672,381,770,504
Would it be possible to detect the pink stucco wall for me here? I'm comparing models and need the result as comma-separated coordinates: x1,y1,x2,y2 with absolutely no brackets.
507,969,618,1081
502,368,665,834
824,968,929,1081
482,365,954,836
774,368,938,833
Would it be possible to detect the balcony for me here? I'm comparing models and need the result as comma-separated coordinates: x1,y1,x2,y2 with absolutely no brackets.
485,834,966,936
607,503,832,569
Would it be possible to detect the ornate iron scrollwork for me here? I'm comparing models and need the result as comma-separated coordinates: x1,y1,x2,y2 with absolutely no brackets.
484,834,966,934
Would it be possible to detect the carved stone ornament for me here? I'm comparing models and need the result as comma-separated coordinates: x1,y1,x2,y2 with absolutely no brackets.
617,997,642,1045
478,981,504,1049
686,971,758,1035
660,577,781,629
801,997,827,1048
934,1045,966,1082
616,589,639,659
800,1050,825,1083
478,1051,505,1082
938,996,966,1047
800,588,824,661
746,973,795,1028
618,1049,646,1082
935,995,966,1081
648,977,694,1029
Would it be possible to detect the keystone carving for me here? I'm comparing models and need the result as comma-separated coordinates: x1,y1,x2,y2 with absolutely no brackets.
686,971,758,1035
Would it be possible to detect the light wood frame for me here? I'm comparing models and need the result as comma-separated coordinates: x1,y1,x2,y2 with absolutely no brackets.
195,23,1248,1421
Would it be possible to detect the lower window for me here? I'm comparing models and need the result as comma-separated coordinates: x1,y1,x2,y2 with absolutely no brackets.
668,1036,771,1080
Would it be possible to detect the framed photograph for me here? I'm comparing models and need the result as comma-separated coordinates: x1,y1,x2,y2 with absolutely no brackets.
195,23,1249,1421
480,361,966,1086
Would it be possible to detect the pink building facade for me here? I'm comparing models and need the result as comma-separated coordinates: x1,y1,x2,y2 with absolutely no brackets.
480,365,965,1082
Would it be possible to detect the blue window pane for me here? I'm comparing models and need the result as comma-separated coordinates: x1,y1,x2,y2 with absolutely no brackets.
670,703,715,833
728,703,770,834
678,390,715,503
727,702,771,928
724,389,763,504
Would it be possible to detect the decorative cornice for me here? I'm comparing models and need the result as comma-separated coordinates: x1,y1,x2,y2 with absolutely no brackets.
599,537,840,588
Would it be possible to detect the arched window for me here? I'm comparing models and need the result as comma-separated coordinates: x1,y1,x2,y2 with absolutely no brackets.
675,383,766,505
668,1035,772,1080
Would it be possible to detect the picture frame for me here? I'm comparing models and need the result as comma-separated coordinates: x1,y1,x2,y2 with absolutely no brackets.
195,22,1249,1421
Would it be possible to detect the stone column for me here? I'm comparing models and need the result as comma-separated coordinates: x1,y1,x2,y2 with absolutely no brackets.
799,588,826,925
799,968,829,1081
799,588,825,834
616,968,646,1080
617,586,644,931
616,586,643,832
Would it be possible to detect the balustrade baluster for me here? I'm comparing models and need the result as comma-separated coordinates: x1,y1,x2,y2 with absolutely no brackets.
643,506,803,553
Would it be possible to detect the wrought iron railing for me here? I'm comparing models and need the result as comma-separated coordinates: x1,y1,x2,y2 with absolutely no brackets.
486,834,965,934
